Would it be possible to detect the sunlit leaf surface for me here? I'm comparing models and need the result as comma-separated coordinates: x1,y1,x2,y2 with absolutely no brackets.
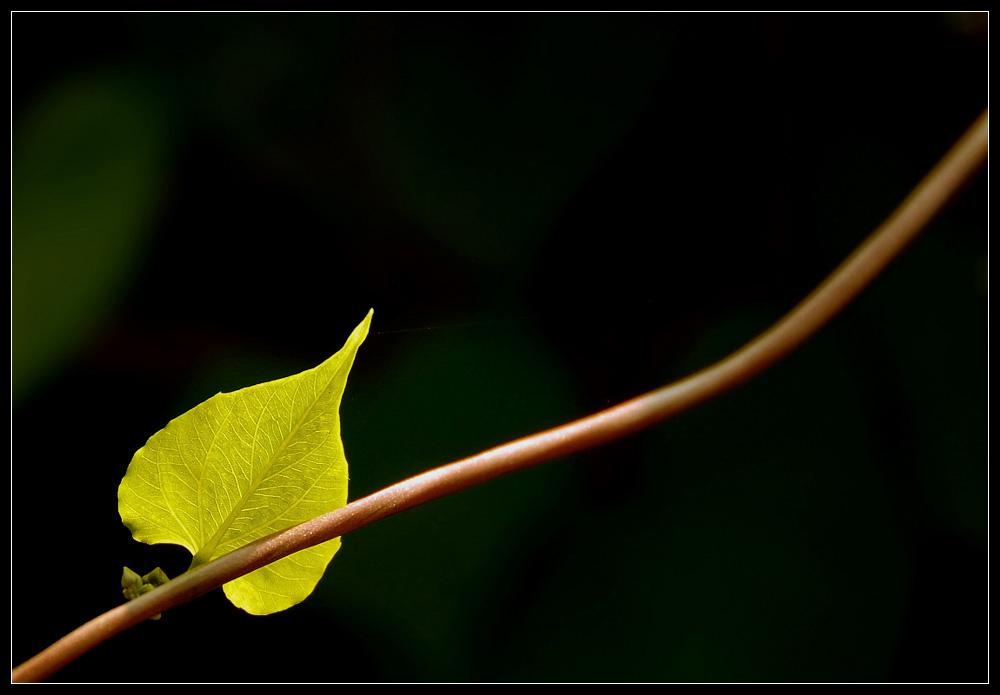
118,310,371,614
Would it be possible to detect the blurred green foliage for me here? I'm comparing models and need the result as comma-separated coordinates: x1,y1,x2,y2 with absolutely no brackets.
370,17,670,270
12,73,171,402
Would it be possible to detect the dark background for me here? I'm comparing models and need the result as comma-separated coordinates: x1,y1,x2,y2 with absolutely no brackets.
12,12,987,683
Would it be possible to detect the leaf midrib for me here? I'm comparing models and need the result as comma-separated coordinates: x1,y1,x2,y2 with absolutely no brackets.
190,360,342,567
213,424,339,553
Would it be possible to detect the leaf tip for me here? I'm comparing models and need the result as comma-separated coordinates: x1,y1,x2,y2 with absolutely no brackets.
350,308,374,346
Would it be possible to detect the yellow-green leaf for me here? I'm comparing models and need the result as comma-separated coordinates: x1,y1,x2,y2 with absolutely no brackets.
118,310,372,615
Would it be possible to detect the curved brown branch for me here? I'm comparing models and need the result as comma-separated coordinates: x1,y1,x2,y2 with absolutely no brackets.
12,108,988,684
